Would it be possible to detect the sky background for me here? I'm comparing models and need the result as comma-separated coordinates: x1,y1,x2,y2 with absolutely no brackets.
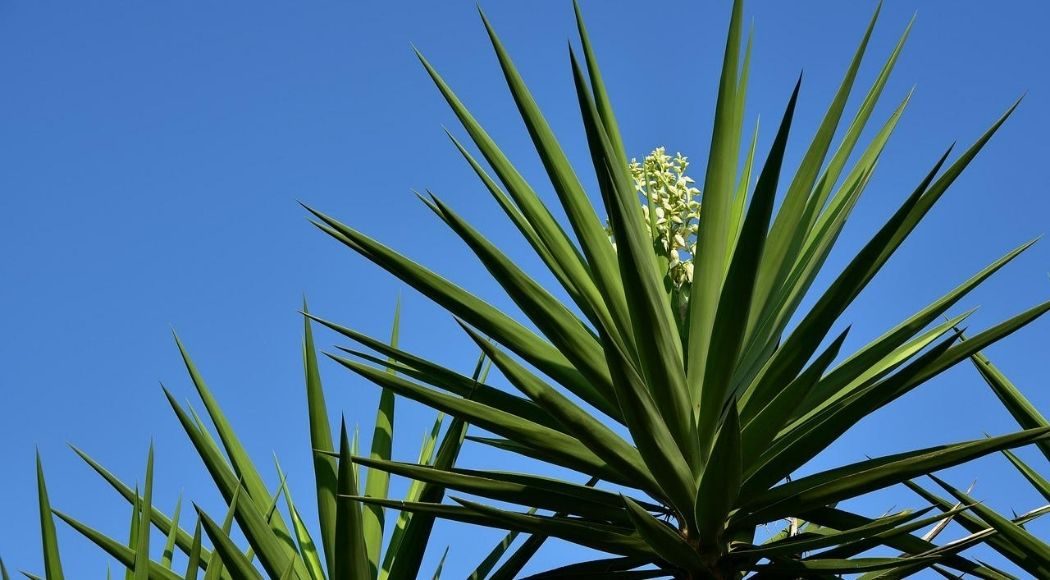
2,0,1050,576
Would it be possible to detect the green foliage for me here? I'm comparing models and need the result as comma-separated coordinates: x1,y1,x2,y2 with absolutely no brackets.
20,1,1050,579
299,0,1049,577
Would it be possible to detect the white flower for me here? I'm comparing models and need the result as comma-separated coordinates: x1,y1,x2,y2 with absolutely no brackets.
610,146,702,290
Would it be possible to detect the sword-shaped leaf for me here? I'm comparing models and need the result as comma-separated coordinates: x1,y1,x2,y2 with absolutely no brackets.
52,511,182,580
35,454,64,580
523,556,656,579
480,9,634,357
173,336,304,576
749,4,888,334
306,206,606,416
273,458,325,580
335,420,370,580
698,77,801,454
748,299,1050,491
414,50,604,340
572,47,693,464
331,353,628,484
461,324,659,495
302,302,338,578
623,496,704,573
196,508,263,580
930,475,1050,576
969,347,1050,462
70,446,213,568
740,328,848,466
424,194,617,417
185,520,203,580
159,495,182,569
351,456,628,524
739,427,1050,525
466,511,534,580
571,46,697,517
311,313,555,428
1002,449,1050,503
162,390,296,577
362,299,401,578
686,0,747,401
694,402,742,547
380,413,445,580
133,445,154,580
752,557,934,575
385,352,488,580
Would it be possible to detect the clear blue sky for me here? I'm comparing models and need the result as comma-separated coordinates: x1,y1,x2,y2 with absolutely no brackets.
2,0,1049,576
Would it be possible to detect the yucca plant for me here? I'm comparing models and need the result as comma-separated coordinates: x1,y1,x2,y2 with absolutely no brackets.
25,303,544,579
291,0,1050,577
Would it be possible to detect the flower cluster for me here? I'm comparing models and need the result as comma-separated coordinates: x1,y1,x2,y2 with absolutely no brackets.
610,147,701,289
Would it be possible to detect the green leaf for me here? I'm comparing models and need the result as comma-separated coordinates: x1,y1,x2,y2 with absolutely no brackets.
479,9,634,359
622,495,704,573
742,90,913,377
524,555,655,579
335,420,370,580
445,131,585,321
311,313,556,429
570,43,694,465
740,146,951,414
930,475,1050,576
904,480,1047,578
486,476,601,579
685,0,746,402
70,446,214,568
52,511,182,580
749,298,1050,492
488,534,546,580
386,422,465,580
749,4,887,335
461,324,659,496
273,458,325,580
160,495,183,569
424,194,617,418
751,557,933,575
303,302,338,578
306,206,603,421
1002,449,1050,503
161,389,295,578
739,426,1050,525
330,354,628,484
351,455,628,525
697,76,801,456
173,335,304,576
740,328,848,466
196,507,264,580
35,452,64,580
789,236,1036,423
356,494,642,559
467,520,532,580
380,413,445,579
737,508,934,559
413,48,609,355
185,520,203,580
133,445,154,580
694,402,742,546
800,506,995,578
467,531,521,580
570,46,697,517
362,299,401,579
969,347,1050,462
572,0,626,163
